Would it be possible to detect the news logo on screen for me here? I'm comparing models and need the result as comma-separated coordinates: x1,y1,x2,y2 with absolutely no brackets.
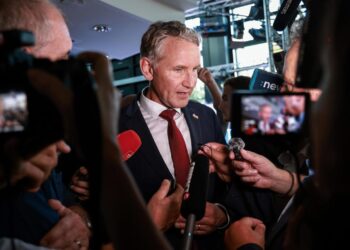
249,69,284,92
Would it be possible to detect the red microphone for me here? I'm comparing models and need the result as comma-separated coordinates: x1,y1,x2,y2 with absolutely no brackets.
116,130,142,161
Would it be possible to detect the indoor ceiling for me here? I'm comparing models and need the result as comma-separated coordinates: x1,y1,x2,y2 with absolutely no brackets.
53,0,254,60
53,0,197,60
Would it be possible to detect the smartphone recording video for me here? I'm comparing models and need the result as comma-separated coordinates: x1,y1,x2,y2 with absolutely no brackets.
231,91,310,137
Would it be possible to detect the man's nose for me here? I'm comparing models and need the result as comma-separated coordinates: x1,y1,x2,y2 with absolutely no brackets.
183,70,197,88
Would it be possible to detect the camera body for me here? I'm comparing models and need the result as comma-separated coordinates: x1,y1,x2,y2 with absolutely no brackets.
0,29,99,163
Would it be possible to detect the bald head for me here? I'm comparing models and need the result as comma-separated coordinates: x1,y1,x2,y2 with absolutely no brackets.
0,0,72,61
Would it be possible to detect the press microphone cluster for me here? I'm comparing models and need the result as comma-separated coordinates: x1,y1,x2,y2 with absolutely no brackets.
180,154,209,250
116,130,142,161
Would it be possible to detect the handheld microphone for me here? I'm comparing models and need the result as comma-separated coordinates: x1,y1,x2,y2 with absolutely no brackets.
116,130,142,161
273,0,302,31
180,154,209,250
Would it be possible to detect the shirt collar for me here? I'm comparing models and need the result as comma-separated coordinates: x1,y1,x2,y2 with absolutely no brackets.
140,87,182,117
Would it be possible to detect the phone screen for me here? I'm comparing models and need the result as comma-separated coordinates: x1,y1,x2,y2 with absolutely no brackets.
0,91,28,133
231,91,310,137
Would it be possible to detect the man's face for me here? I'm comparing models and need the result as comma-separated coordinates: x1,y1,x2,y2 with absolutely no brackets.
219,85,233,122
145,37,201,108
26,6,72,61
259,105,272,122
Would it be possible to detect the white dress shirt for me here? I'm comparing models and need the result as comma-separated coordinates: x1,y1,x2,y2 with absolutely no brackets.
138,89,192,179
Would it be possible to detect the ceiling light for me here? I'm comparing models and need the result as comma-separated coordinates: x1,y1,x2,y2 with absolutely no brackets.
92,24,112,33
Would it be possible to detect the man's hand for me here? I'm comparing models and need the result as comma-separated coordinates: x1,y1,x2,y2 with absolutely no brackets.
10,140,70,192
71,167,89,201
200,142,233,182
175,202,227,235
231,149,272,188
197,68,222,110
224,217,265,250
232,149,299,194
198,67,215,85
147,179,184,231
40,199,91,250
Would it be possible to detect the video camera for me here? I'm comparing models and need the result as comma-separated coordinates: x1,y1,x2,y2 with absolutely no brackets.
0,29,105,179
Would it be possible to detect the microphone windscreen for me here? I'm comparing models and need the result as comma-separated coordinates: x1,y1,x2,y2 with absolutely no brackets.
180,154,209,220
273,0,302,31
116,130,142,161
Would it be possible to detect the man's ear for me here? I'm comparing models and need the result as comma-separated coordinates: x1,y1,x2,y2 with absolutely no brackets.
140,57,154,81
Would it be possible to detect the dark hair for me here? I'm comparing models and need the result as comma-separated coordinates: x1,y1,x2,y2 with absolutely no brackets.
223,75,251,90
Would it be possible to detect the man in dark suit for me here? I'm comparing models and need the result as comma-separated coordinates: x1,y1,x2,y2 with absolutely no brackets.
119,21,230,249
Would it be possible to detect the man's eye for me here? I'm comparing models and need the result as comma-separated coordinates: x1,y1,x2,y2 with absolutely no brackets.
175,68,183,72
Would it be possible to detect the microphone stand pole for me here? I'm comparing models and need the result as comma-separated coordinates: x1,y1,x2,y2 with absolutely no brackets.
182,214,196,250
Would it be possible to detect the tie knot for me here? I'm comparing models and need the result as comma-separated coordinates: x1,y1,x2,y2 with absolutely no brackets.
159,109,176,121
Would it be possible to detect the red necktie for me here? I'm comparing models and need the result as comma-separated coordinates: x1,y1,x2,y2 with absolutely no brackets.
160,109,190,187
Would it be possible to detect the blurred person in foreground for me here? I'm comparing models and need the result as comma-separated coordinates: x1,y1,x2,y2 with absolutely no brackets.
0,1,91,249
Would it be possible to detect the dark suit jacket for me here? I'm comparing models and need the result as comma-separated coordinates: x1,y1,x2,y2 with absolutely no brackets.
119,95,227,250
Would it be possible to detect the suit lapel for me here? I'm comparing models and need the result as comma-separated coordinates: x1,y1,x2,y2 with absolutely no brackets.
182,105,203,155
124,99,173,179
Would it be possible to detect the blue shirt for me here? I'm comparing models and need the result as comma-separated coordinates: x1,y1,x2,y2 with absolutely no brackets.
0,170,74,244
